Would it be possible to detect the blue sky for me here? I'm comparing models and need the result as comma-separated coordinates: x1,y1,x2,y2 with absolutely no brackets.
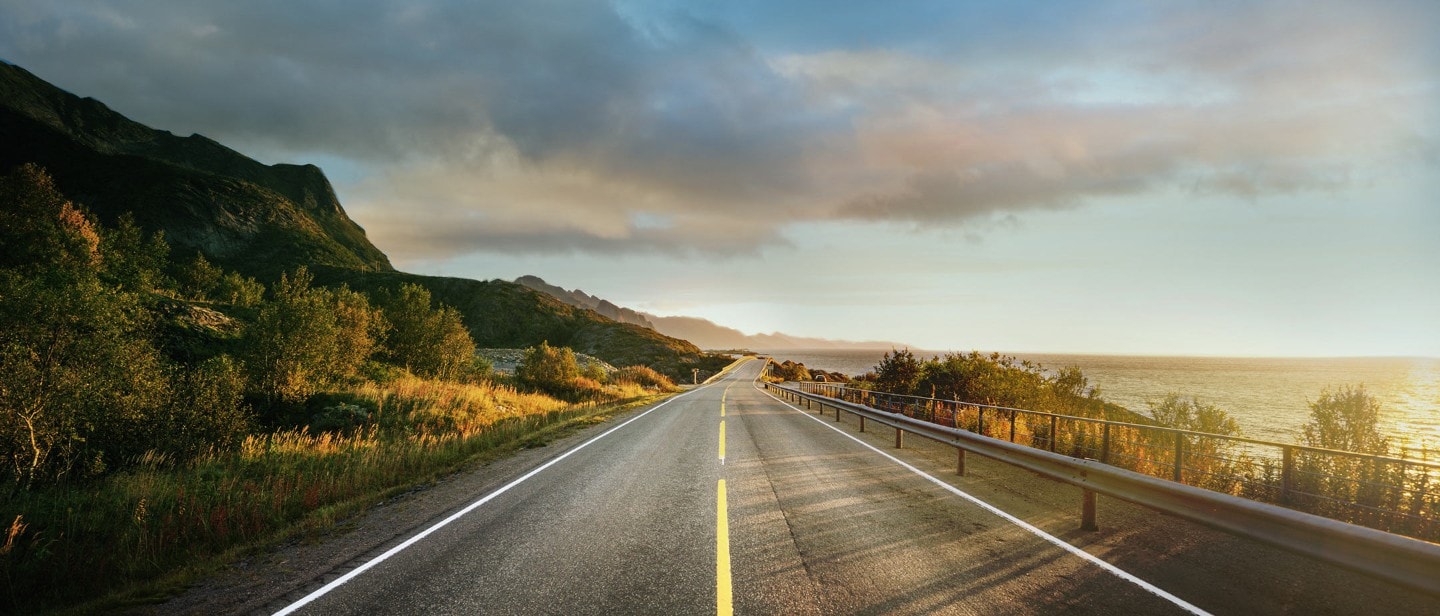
3,0,1437,356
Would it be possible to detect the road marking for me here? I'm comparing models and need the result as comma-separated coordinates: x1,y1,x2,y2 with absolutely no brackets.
719,420,727,464
754,382,1213,616
271,384,715,616
717,479,733,616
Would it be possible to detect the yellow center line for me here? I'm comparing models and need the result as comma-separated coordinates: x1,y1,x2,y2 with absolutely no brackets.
717,479,733,616
719,420,726,464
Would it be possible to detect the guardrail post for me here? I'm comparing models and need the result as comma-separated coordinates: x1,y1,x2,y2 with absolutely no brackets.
1081,490,1098,531
1173,432,1184,483
1282,446,1294,505
859,416,866,432
977,408,985,436
835,405,840,422
1101,424,1111,464
957,448,966,476
1049,416,1058,452
895,427,904,449
1009,410,1017,443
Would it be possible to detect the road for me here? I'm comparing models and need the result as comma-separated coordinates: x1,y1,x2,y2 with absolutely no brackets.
269,359,1438,615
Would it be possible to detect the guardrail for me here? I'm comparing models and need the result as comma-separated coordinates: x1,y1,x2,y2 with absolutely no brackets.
788,381,1440,545
762,380,1440,596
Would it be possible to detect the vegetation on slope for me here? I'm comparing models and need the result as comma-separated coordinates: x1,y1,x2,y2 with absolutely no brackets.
0,60,719,381
0,165,681,612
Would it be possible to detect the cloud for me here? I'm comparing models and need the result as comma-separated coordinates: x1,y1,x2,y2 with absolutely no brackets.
2,0,1435,262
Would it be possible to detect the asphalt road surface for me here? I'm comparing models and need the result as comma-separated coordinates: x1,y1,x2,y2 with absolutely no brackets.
270,359,1438,615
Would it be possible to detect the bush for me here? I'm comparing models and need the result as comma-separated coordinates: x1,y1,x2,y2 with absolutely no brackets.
611,366,677,392
516,341,579,393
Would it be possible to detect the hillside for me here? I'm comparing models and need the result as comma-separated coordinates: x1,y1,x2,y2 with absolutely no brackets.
320,269,704,372
0,62,390,277
515,275,655,328
515,274,906,350
0,61,709,376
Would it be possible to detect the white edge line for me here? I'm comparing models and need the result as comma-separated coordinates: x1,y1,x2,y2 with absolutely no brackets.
272,382,717,616
753,381,1213,616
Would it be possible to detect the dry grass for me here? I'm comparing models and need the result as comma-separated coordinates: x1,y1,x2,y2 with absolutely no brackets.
0,376,666,613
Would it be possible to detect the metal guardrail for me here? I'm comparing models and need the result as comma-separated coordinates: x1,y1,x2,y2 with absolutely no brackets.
791,381,1440,544
763,380,1440,597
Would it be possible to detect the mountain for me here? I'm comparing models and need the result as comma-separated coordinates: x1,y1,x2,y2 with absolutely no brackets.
515,275,655,329
644,314,904,351
0,62,711,376
0,62,390,277
513,274,905,351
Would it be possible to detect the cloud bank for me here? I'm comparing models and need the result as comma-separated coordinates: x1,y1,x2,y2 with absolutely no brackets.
2,0,1435,262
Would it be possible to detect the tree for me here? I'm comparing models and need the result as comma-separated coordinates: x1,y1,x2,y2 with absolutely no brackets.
376,283,476,380
874,348,922,395
0,164,100,274
99,213,171,294
242,268,380,406
176,253,223,301
0,165,171,485
1301,386,1389,454
214,271,265,307
1149,394,1240,436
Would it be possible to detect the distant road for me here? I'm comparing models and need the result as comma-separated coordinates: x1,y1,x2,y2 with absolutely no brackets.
271,360,1438,615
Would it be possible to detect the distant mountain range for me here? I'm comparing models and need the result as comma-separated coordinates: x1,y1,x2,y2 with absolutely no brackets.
0,62,712,375
515,275,905,351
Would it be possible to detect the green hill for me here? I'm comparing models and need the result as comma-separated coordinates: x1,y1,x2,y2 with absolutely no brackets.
0,61,709,375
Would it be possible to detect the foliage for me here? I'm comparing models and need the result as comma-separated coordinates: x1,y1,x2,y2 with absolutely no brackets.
376,283,477,381
516,341,580,393
581,359,608,383
0,164,100,274
0,376,599,613
874,349,922,395
1300,385,1389,454
611,366,677,392
99,213,171,294
214,271,265,307
0,166,252,488
240,267,382,406
1148,394,1240,436
176,253,224,301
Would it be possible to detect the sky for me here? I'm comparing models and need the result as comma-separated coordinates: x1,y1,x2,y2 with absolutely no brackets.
3,1,1437,357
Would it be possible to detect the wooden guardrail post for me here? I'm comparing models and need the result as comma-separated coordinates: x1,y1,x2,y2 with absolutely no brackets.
1101,424,1111,464
1081,489,1098,531
859,416,866,432
1282,446,1294,505
895,427,904,449
957,449,966,476
1009,410,1017,443
1173,432,1185,483
1049,415,1058,452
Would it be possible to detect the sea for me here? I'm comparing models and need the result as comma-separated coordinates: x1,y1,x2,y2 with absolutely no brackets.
759,349,1440,455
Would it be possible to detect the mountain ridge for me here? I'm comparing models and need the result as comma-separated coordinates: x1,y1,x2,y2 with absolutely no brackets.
514,275,906,351
0,61,714,377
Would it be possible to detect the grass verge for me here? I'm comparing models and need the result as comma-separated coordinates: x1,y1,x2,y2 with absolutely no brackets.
2,377,672,614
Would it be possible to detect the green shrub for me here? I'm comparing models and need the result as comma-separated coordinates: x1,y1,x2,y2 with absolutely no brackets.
516,341,579,392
